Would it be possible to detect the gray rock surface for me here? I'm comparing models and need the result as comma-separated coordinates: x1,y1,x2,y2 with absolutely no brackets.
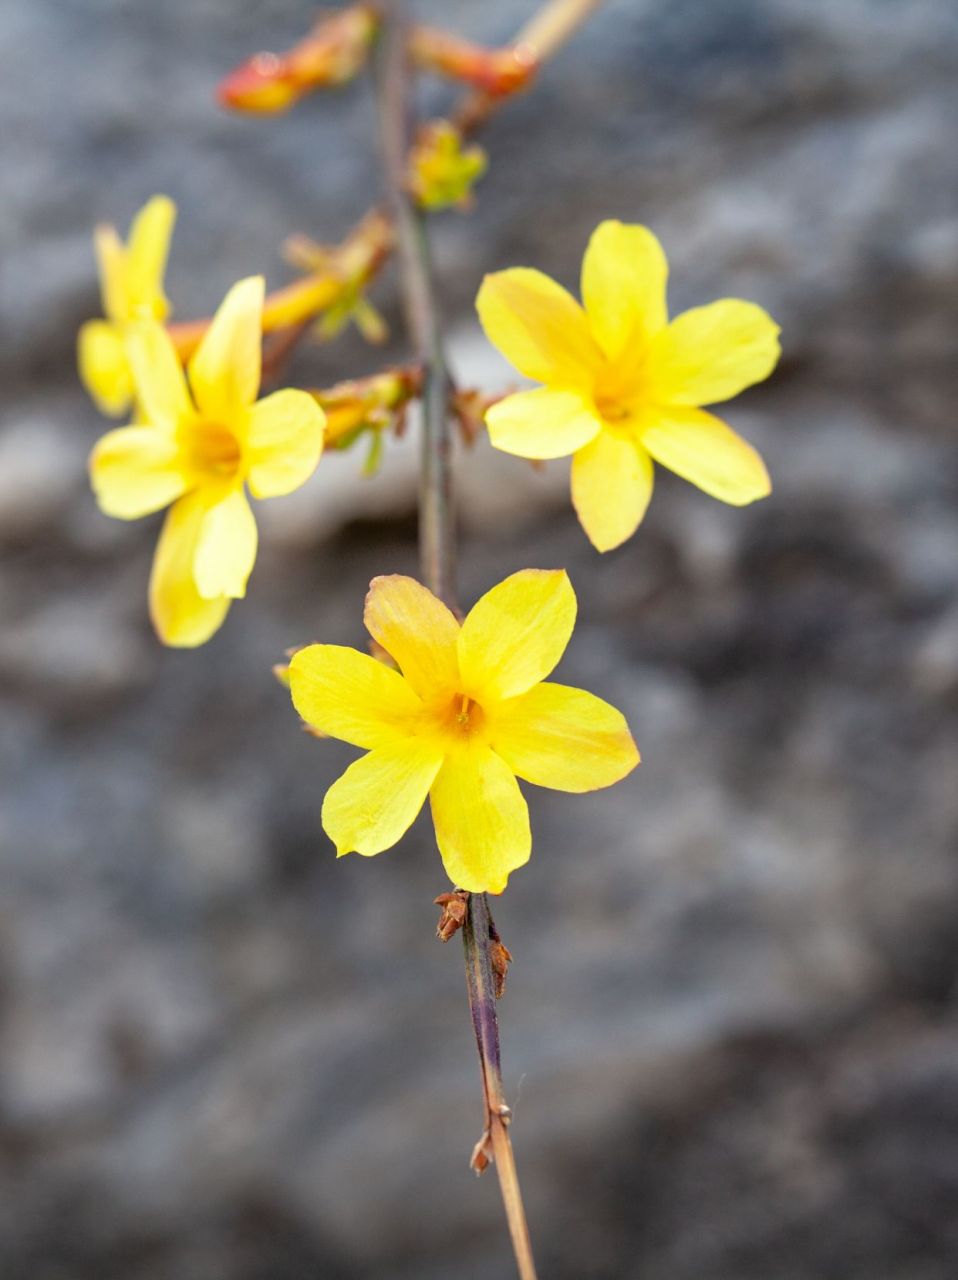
1,0,957,1276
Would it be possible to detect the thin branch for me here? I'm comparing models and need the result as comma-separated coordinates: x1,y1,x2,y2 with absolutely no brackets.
453,0,605,134
375,0,455,606
374,7,537,1279
463,894,538,1280
516,0,605,58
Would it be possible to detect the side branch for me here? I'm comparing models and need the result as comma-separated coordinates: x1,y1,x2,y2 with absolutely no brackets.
454,0,605,133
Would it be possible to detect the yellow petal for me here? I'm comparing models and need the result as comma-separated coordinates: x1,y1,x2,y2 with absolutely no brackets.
77,320,134,416
246,388,325,499
429,743,530,894
363,576,460,701
289,643,424,749
476,268,600,388
491,681,639,793
647,299,781,405
323,739,443,857
94,223,128,322
149,492,231,647
125,195,176,320
126,321,192,429
90,425,187,519
639,406,771,506
188,276,264,420
571,429,654,552
581,220,668,361
193,487,258,599
458,569,576,702
486,388,601,460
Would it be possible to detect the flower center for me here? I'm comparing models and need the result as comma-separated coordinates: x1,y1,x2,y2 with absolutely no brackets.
188,419,242,479
594,392,631,423
437,691,486,740
593,354,646,427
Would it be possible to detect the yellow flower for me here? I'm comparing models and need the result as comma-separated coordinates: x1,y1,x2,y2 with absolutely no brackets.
78,195,177,417
288,570,639,894
477,220,781,552
90,276,326,648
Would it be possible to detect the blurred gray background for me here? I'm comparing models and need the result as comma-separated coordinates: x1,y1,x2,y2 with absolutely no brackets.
2,0,958,1276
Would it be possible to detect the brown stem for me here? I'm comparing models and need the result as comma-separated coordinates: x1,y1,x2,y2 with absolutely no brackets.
462,894,538,1280
375,2,455,606
374,6,537,1278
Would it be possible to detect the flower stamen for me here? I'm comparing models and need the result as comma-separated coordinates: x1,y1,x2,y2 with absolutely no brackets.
188,420,242,478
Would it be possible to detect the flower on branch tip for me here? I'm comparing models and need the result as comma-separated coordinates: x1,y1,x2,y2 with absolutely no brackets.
476,220,781,552
408,121,487,212
287,570,640,895
78,195,176,417
89,276,326,648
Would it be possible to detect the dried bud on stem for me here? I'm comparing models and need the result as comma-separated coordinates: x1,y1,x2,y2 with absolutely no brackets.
435,889,470,941
451,387,511,446
489,937,513,1000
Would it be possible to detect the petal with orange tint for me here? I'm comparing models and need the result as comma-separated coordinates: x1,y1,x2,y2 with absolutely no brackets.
193,486,258,599
323,740,444,857
570,429,654,552
77,320,134,417
639,406,771,506
458,569,576,703
476,268,600,389
188,276,264,419
126,321,192,429
429,743,530,894
149,491,231,648
491,681,639,793
90,425,187,519
289,644,423,749
246,388,325,498
364,575,460,700
94,223,128,322
647,299,780,406
581,220,669,361
125,195,176,320
486,388,601,460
